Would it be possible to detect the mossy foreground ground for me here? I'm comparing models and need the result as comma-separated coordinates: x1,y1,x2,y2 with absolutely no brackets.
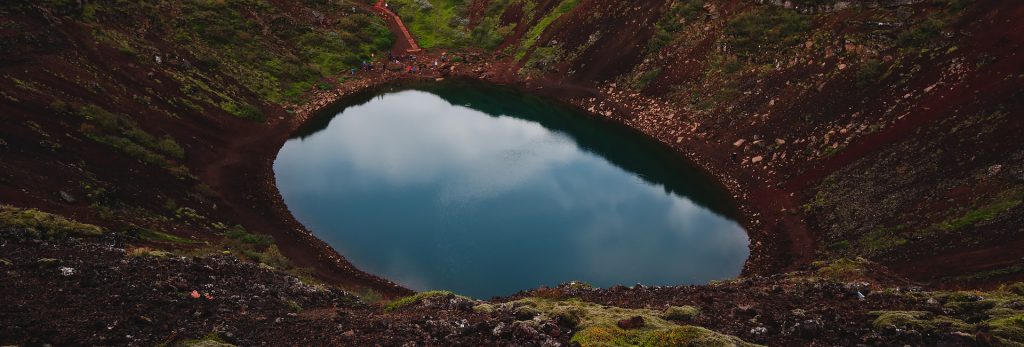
1,206,1022,345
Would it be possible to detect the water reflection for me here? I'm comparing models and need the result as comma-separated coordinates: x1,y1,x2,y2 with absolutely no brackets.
275,81,749,298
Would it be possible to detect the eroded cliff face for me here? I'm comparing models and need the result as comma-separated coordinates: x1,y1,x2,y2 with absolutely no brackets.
389,0,1024,285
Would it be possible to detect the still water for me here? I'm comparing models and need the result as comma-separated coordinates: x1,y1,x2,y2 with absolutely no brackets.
274,81,748,298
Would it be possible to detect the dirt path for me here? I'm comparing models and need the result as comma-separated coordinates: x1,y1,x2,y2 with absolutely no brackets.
372,0,422,54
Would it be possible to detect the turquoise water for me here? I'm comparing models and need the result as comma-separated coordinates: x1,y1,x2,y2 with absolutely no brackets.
274,81,748,298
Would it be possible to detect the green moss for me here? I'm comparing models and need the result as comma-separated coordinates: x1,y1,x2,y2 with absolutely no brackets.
631,68,663,90
180,331,235,347
473,303,496,314
648,0,705,53
724,7,811,62
870,311,972,333
856,225,908,256
78,104,187,171
1007,282,1024,297
137,227,199,244
516,298,759,347
936,198,1021,231
0,205,104,239
357,289,385,306
385,290,457,311
128,247,172,258
662,306,701,321
813,258,870,281
283,299,303,312
988,314,1024,344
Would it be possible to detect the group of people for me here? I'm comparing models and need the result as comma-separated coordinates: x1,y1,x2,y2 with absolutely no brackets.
347,51,458,76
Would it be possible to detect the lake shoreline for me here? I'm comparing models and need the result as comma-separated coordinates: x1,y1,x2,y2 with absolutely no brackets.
229,51,814,298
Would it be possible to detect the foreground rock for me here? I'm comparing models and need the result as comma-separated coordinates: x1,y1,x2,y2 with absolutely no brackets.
2,207,1022,346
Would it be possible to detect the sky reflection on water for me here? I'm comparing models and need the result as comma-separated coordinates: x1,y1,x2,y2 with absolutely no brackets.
274,83,749,298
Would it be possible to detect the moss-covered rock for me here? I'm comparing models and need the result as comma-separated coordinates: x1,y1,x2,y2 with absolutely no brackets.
385,290,457,311
0,205,103,239
870,310,972,333
514,298,760,347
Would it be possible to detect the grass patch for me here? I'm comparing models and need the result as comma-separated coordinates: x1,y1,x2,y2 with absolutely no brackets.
224,225,274,246
936,198,1021,232
128,247,172,258
78,104,189,175
513,0,581,60
662,306,701,321
813,257,871,281
0,205,103,239
137,227,199,244
648,0,705,52
385,290,457,311
725,6,811,62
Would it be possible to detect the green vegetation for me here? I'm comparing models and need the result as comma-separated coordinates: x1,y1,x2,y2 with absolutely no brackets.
128,247,173,258
855,225,908,256
72,0,392,106
0,205,104,239
575,325,759,347
648,0,705,53
513,0,581,60
469,0,517,49
389,0,472,49
724,7,811,62
78,104,189,175
513,298,760,347
855,59,885,88
181,331,236,347
871,284,1024,345
631,68,663,90
386,290,457,311
390,0,520,49
870,311,971,333
224,225,274,246
218,226,289,270
813,257,870,281
662,306,701,321
935,197,1022,232
137,227,199,244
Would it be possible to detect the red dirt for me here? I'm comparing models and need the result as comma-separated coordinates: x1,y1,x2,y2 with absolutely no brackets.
373,0,422,53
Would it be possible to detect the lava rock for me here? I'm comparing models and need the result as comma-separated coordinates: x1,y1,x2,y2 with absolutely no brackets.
616,316,645,330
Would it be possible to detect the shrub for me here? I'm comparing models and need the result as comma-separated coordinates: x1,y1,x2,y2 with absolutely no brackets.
224,225,274,246
725,7,811,61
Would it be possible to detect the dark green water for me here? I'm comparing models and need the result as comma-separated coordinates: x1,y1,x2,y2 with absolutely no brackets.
274,81,748,298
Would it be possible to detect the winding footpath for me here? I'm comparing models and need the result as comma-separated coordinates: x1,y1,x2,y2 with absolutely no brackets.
373,0,422,53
